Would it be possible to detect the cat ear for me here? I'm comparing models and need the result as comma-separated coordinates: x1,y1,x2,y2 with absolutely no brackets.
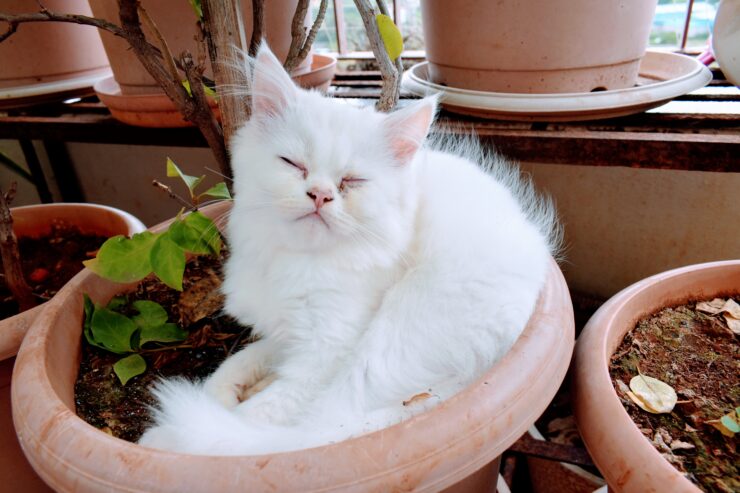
383,97,438,164
252,44,298,117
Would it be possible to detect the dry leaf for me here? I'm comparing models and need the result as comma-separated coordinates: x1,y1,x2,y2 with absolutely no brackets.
403,392,431,406
723,313,740,335
628,374,677,414
652,430,672,452
696,298,740,334
707,408,740,438
696,298,728,314
670,440,695,451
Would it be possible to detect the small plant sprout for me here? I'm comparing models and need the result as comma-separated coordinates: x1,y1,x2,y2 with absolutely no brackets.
82,160,231,384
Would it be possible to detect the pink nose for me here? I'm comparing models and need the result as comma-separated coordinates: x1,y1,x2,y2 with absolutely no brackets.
307,188,334,209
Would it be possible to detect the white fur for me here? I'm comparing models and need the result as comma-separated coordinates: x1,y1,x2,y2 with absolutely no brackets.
139,45,559,455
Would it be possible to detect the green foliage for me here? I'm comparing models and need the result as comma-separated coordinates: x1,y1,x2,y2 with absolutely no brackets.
113,354,147,386
376,14,403,61
86,159,229,292
84,295,188,385
187,0,202,19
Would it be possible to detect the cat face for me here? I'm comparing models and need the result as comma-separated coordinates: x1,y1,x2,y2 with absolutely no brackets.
229,46,436,258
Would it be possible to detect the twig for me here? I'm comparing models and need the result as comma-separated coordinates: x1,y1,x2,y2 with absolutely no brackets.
249,0,264,56
374,0,404,94
136,2,180,85
152,180,194,211
0,8,127,42
0,183,36,312
283,0,328,73
352,0,400,111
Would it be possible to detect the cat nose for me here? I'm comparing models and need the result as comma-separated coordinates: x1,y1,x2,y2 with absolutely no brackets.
307,188,334,209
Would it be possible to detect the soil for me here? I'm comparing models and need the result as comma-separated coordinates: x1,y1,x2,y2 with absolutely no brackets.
0,224,107,320
74,252,252,443
609,298,739,493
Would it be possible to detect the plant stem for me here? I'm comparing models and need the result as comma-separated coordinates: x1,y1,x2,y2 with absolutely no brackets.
201,0,250,155
249,0,264,56
0,184,36,312
152,180,194,211
283,0,328,73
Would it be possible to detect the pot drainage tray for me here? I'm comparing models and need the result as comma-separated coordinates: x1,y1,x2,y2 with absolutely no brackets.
402,51,712,121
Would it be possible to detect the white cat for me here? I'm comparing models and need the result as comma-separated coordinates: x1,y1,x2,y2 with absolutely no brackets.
138,45,560,455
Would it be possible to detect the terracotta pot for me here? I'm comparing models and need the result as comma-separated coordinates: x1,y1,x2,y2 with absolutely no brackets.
420,0,658,93
0,0,110,107
88,0,313,96
573,260,740,493
527,426,605,493
12,201,574,492
0,203,146,493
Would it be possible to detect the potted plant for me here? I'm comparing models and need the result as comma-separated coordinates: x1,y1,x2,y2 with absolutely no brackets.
573,260,740,493
11,197,575,492
0,190,146,492
420,0,659,93
87,0,336,127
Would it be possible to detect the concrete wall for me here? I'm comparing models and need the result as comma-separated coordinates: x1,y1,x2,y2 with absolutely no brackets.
1,140,738,299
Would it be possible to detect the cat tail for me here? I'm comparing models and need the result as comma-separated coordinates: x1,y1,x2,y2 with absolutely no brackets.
138,378,385,456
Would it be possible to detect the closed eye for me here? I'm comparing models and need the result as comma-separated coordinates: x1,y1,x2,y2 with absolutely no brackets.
279,156,307,177
339,176,366,192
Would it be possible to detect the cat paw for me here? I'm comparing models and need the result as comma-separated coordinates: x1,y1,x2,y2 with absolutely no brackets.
234,390,298,425
203,380,243,409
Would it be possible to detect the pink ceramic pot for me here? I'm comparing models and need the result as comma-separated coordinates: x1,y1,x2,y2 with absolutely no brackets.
573,260,740,493
421,0,658,93
88,0,313,95
12,201,574,492
0,0,110,107
0,203,146,493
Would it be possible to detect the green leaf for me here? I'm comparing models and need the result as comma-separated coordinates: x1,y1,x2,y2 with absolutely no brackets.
106,296,127,311
83,294,96,345
182,80,216,99
166,157,204,198
113,354,147,386
139,323,188,346
376,14,403,61
168,211,221,256
150,234,186,291
90,306,138,354
187,0,202,19
132,300,169,329
84,232,157,283
198,182,232,201
720,414,740,433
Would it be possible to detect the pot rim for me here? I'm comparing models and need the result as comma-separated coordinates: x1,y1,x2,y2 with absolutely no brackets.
13,202,575,492
573,259,740,493
0,202,146,362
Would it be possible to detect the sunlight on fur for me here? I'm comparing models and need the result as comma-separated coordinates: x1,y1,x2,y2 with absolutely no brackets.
138,44,560,456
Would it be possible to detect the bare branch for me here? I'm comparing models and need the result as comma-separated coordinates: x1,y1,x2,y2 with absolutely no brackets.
283,0,328,73
353,0,400,111
137,2,180,85
201,0,249,157
0,8,127,42
152,180,193,211
0,183,36,312
249,0,264,56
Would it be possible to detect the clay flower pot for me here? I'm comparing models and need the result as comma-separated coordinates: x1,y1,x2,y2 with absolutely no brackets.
88,0,334,127
573,260,740,493
0,0,110,108
12,201,575,492
420,0,658,93
0,202,146,493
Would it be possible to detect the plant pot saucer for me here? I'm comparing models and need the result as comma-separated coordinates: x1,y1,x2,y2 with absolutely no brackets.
93,76,220,128
0,68,112,110
402,51,712,122
94,54,336,128
292,53,337,92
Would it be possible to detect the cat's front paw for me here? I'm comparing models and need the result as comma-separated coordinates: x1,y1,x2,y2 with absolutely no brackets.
234,387,301,425
203,379,244,409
